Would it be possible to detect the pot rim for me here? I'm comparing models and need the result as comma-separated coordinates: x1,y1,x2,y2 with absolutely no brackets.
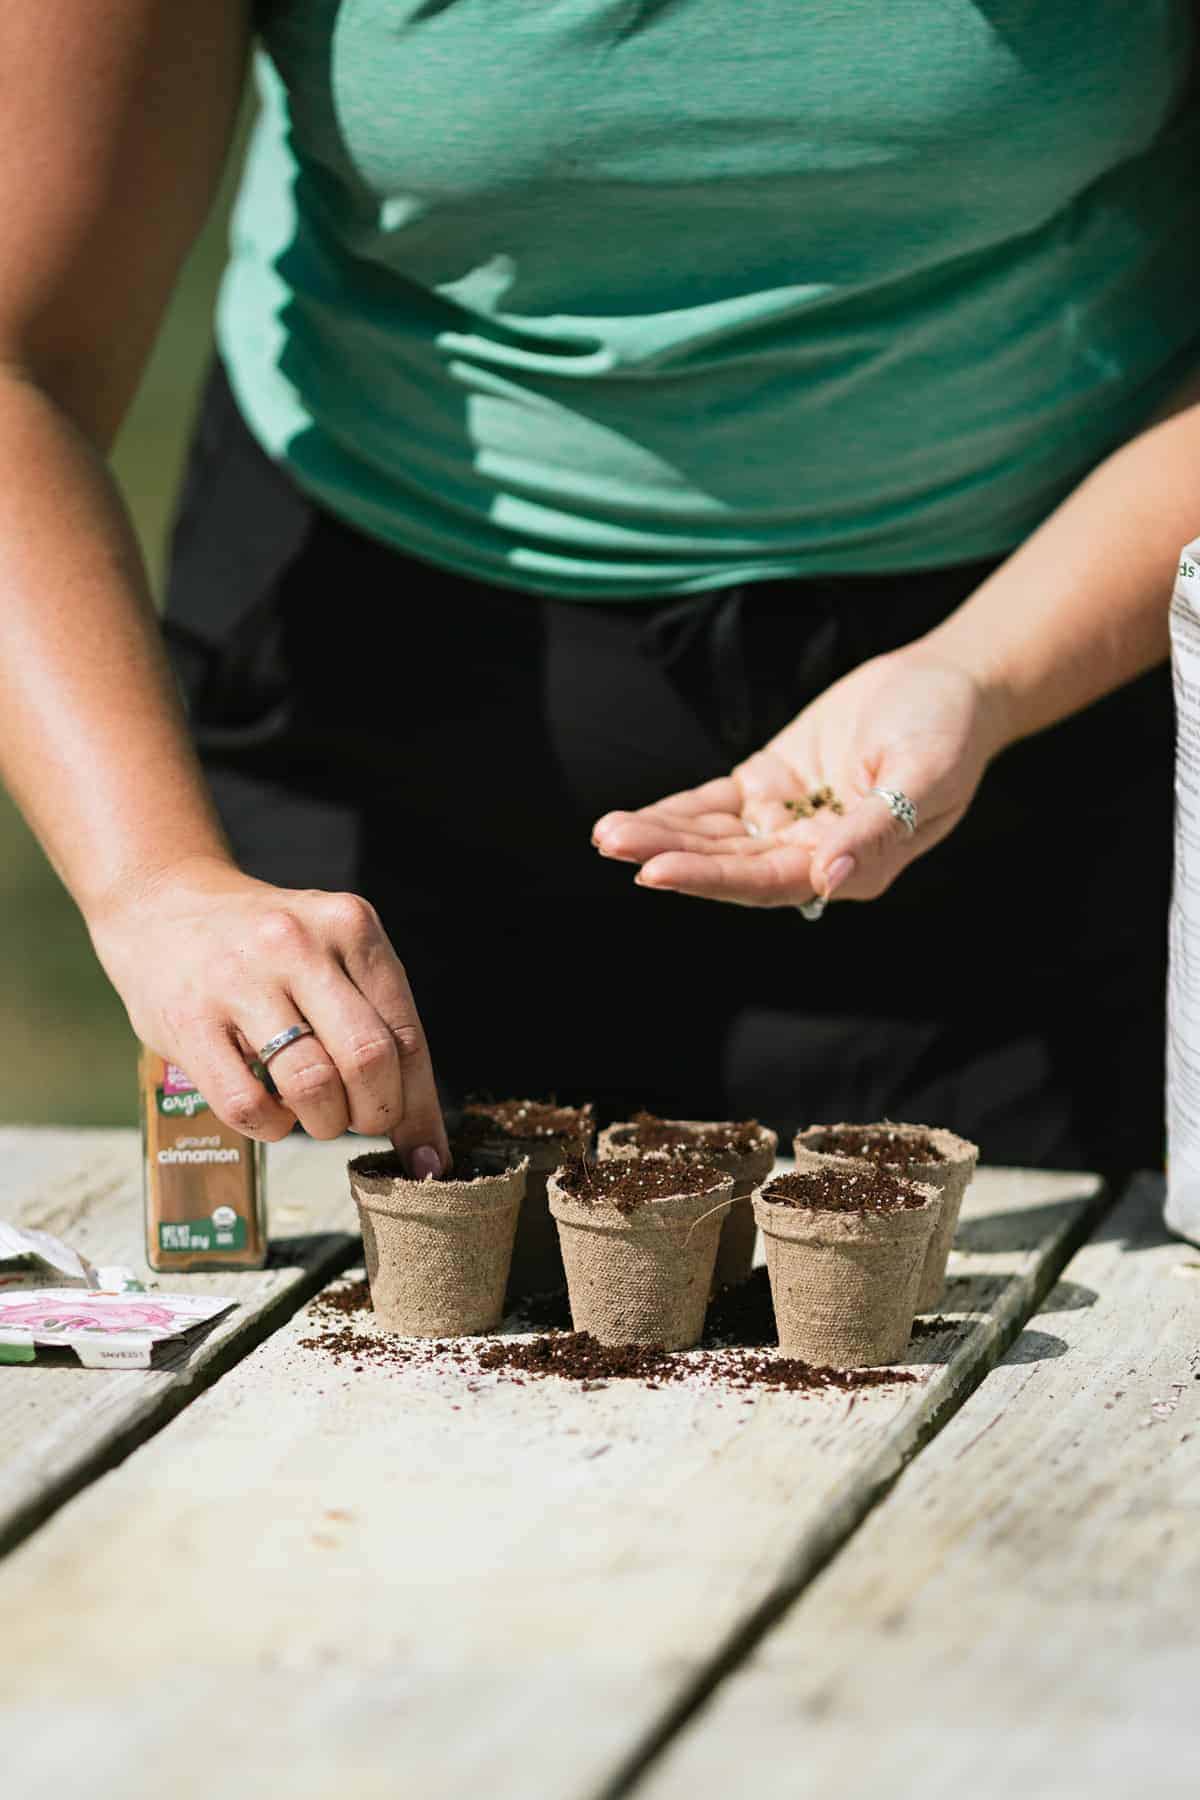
599,1118,778,1158
753,1176,939,1240
548,1169,735,1233
793,1120,978,1172
349,1152,528,1219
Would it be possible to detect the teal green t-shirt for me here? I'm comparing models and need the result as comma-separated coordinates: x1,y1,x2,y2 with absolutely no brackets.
217,1,1200,598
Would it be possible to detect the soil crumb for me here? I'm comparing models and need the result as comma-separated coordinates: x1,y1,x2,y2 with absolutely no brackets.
474,1332,914,1393
764,1165,929,1214
312,1276,372,1319
299,1269,918,1395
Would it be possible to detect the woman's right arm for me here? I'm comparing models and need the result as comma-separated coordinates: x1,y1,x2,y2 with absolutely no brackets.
0,4,449,1174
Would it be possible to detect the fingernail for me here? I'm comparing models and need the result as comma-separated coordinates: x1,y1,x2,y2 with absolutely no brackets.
408,1144,443,1181
821,854,856,899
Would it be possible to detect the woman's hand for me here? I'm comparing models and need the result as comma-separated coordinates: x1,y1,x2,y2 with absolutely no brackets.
90,857,449,1174
592,643,1012,908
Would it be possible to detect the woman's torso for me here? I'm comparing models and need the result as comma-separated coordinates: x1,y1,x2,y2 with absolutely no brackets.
218,0,1200,596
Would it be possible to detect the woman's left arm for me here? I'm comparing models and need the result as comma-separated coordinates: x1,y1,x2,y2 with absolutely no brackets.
929,361,1200,752
593,367,1200,907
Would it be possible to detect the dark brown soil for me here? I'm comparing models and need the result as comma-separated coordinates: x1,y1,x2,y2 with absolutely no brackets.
348,1148,494,1183
512,1275,774,1345
803,1125,946,1167
312,1276,372,1318
298,1320,404,1367
461,1098,594,1142
473,1332,915,1393
299,1270,918,1393
608,1113,769,1156
763,1164,928,1214
556,1152,724,1213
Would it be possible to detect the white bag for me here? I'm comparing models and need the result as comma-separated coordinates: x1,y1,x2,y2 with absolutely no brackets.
1166,536,1200,1243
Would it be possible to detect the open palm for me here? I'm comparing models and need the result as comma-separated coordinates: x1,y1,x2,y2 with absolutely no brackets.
593,645,1002,907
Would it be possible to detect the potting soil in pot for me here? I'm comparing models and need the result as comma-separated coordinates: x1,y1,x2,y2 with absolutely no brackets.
754,1162,937,1367
598,1114,777,1289
765,1166,929,1213
555,1156,726,1211
797,1126,946,1167
348,1149,525,1338
462,1099,593,1144
549,1155,732,1348
602,1114,770,1157
460,1098,595,1298
793,1121,979,1311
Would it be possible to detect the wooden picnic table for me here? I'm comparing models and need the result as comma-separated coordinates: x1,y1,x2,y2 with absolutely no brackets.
1,1128,1194,1799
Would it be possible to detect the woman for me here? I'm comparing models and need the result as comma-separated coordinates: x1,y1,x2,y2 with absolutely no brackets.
1,4,1196,1179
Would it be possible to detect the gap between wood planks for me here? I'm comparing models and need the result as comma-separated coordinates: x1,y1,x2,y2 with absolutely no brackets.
0,1129,363,1563
0,1235,363,1563
635,1173,1194,1800
0,1163,1111,1799
593,1171,1120,1800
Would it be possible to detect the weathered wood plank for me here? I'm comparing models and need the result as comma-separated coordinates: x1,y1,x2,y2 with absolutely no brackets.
0,1166,1104,1800
1,1126,122,1213
0,1127,359,1556
640,1174,1195,1800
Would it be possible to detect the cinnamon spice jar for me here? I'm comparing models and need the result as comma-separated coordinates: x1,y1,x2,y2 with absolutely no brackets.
140,1047,268,1271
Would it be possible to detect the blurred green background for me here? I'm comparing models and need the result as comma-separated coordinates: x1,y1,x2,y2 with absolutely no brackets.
0,147,247,1127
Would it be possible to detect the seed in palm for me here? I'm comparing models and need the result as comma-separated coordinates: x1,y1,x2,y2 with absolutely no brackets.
784,786,844,819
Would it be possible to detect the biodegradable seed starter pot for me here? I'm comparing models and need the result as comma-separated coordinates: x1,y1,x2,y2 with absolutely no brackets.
460,1100,595,1299
793,1121,979,1311
598,1114,778,1290
753,1158,938,1367
548,1155,734,1349
348,1150,527,1338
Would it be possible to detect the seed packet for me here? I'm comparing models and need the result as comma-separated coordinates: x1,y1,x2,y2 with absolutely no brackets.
0,1287,236,1369
0,1222,99,1292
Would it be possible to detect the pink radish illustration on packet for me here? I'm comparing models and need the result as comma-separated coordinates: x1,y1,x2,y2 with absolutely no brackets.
0,1298,179,1334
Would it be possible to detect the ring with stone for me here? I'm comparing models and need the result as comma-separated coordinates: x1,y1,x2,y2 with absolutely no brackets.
798,897,827,922
870,786,918,835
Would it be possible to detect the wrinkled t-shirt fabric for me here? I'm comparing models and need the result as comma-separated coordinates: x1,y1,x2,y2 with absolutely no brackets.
218,0,1200,597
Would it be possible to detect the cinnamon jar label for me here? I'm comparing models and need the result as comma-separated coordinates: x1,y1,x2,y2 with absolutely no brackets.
141,1050,267,1271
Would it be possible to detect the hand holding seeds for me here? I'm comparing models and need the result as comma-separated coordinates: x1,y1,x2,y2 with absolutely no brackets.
592,642,1008,908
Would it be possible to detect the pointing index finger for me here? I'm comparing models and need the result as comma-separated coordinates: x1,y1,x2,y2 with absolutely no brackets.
339,930,449,1174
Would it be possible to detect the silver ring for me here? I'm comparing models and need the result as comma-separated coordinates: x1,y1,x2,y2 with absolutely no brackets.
870,787,918,835
798,897,826,922
256,1022,315,1067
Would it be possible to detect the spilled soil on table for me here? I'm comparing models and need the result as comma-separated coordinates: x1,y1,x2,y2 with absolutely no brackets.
297,1266,919,1396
